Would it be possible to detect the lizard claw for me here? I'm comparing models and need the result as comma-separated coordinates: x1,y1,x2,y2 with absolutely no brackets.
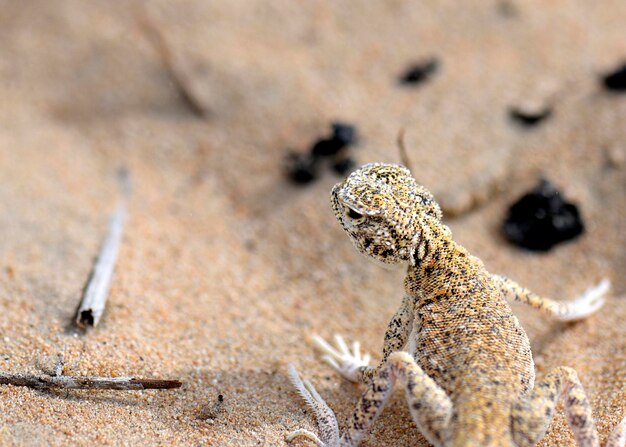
287,364,340,447
555,278,610,321
313,334,370,383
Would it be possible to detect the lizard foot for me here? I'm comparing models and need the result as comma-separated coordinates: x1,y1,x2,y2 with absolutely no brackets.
287,364,340,447
312,334,370,383
556,278,610,321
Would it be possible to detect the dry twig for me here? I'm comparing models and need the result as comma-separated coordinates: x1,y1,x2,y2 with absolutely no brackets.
0,371,182,391
75,169,131,328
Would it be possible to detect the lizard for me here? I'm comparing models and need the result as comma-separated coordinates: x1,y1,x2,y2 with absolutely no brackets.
286,162,624,447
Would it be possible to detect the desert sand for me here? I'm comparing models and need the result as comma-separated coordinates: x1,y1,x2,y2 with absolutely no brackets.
0,1,625,446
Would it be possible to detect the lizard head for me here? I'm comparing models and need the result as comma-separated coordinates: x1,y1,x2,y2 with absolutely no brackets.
331,163,442,265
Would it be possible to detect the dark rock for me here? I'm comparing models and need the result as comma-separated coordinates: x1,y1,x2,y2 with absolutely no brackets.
311,138,344,157
503,179,584,251
311,122,357,157
286,121,358,185
331,122,357,147
399,58,439,85
332,157,356,175
602,62,626,92
285,152,319,184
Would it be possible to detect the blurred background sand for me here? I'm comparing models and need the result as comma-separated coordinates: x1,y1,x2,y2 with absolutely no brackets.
0,1,624,445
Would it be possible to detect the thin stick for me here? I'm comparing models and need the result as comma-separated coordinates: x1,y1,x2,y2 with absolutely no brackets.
0,372,182,390
396,127,413,170
140,17,209,118
75,170,130,328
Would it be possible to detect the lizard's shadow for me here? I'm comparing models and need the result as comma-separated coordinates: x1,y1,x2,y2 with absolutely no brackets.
528,321,572,355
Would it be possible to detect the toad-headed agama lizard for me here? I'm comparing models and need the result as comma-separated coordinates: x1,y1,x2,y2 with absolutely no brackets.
287,163,625,447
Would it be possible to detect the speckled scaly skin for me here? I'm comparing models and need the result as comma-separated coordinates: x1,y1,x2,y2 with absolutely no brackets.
287,163,624,447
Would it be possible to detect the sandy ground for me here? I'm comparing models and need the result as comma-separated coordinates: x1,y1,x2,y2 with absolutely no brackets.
0,1,625,446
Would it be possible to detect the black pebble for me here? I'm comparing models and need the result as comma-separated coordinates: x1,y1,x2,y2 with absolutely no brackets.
311,138,344,157
399,58,439,85
332,157,356,175
331,122,357,146
285,152,319,184
218,394,224,402
503,179,584,252
509,106,552,127
602,62,626,92
311,122,357,157
286,122,358,184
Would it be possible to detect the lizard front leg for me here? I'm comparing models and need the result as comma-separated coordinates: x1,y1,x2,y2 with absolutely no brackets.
510,366,626,447
492,275,610,321
287,352,452,447
314,294,414,384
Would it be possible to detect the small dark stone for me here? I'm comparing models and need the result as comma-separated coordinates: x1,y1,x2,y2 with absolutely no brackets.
503,179,584,251
332,157,356,175
602,62,626,92
285,152,319,184
218,394,224,402
286,122,358,185
331,122,357,147
399,58,439,85
311,122,357,157
311,138,344,157
509,106,552,127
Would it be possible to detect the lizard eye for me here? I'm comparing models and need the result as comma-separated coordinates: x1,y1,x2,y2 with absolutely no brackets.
345,206,364,221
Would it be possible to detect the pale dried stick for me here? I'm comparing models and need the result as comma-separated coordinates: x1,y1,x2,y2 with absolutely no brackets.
0,371,182,390
75,170,131,328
